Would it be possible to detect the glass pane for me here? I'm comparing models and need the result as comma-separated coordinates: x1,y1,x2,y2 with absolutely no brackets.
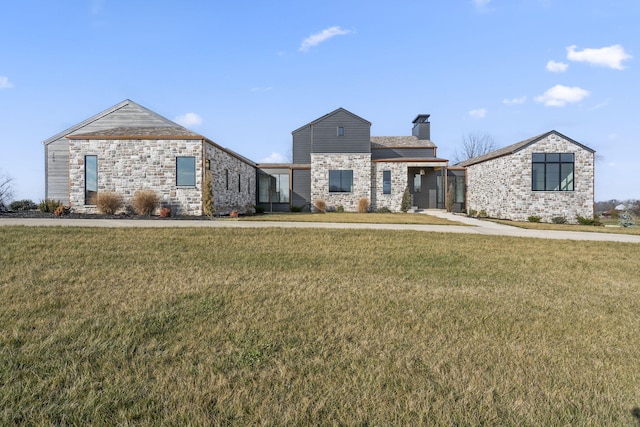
258,174,272,203
532,153,545,162
343,170,353,192
383,170,391,194
532,163,545,191
455,176,465,203
546,163,560,191
560,163,574,191
276,174,289,203
413,174,421,193
561,153,574,162
85,155,97,204
329,170,341,192
176,157,195,186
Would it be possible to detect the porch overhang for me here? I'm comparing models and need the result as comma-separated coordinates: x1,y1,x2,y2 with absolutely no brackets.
405,161,448,168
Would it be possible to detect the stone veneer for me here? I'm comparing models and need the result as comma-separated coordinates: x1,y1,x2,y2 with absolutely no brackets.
465,133,594,223
69,138,255,215
311,153,371,211
371,162,408,212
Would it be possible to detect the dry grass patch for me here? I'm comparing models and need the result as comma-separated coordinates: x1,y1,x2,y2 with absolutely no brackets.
241,212,466,225
1,227,640,425
492,219,640,235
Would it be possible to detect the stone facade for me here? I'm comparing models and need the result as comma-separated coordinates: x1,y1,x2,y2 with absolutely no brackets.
465,133,594,223
205,141,256,214
311,153,371,211
371,162,408,212
69,138,255,216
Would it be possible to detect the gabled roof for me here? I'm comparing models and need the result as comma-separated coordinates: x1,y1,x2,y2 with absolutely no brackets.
42,99,188,145
68,126,203,139
291,107,371,134
371,136,436,149
456,130,595,167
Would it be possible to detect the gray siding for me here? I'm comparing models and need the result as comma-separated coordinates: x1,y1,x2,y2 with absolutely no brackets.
371,147,435,160
310,110,370,154
45,139,70,204
292,169,311,210
293,127,311,164
71,104,170,133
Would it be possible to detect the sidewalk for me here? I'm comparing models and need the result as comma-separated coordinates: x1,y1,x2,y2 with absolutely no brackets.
2,214,640,243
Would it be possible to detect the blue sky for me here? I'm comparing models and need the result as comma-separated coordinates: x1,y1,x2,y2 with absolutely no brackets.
0,0,638,202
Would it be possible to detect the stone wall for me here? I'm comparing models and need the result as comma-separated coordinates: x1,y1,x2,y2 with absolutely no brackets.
205,142,256,214
311,153,371,211
466,134,594,223
69,138,256,216
371,162,408,212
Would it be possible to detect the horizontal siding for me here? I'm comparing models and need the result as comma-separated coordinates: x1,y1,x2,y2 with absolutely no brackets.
311,110,370,154
69,104,171,135
292,169,311,210
371,147,435,160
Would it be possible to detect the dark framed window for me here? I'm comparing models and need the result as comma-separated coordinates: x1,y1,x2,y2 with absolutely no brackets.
532,153,574,191
258,173,289,203
238,174,241,192
454,176,465,203
329,170,353,193
176,157,196,186
225,169,229,190
337,126,345,136
85,155,97,205
382,170,391,194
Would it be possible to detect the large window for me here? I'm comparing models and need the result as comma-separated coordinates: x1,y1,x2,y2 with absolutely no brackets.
85,155,97,205
176,157,196,186
258,173,289,203
382,170,391,194
329,170,353,193
532,153,574,191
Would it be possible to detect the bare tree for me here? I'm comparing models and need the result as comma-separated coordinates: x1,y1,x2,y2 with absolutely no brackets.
453,132,499,164
0,169,14,209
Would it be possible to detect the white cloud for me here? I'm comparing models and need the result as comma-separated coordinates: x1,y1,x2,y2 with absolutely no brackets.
503,96,527,105
566,44,632,70
469,108,488,118
260,152,288,163
546,60,568,73
251,86,273,92
0,76,13,89
472,0,491,10
299,26,351,52
174,112,203,127
535,85,589,107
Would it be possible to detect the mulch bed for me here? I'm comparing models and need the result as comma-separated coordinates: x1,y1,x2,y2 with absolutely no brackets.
0,211,222,220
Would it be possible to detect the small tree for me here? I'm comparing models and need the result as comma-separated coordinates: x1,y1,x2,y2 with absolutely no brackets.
202,171,215,217
401,186,411,213
619,211,635,228
453,132,498,164
0,169,14,209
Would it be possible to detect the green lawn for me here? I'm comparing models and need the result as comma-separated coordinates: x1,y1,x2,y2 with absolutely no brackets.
2,226,639,425
240,212,466,225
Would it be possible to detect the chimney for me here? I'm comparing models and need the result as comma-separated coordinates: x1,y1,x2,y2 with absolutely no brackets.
412,114,431,140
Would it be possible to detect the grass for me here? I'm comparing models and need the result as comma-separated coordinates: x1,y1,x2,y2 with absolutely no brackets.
491,219,640,235
241,212,466,225
2,226,640,425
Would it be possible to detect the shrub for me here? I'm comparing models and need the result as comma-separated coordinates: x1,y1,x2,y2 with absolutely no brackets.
9,199,37,211
94,192,124,215
528,215,542,223
401,186,411,213
619,211,634,228
202,171,215,217
159,207,171,218
576,215,602,226
290,205,303,213
230,210,239,218
53,205,70,217
478,209,488,218
357,197,369,213
468,209,477,217
376,206,392,213
314,199,326,213
39,199,62,213
132,190,159,216
255,205,265,214
552,216,567,224
336,205,344,213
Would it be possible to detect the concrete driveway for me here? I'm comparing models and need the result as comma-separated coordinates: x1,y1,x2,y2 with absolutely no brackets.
2,212,639,243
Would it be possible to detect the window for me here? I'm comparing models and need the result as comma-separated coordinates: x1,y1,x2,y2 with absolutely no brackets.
413,173,421,193
382,170,391,194
337,126,345,136
225,169,229,190
85,155,97,205
329,170,353,193
258,173,289,203
238,174,241,192
454,176,465,203
176,157,196,186
532,153,574,191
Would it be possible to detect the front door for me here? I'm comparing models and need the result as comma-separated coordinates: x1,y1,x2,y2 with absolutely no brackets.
409,168,443,209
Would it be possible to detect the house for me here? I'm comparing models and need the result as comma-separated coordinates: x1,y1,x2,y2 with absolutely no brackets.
43,102,595,222
456,130,595,223
42,100,255,215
